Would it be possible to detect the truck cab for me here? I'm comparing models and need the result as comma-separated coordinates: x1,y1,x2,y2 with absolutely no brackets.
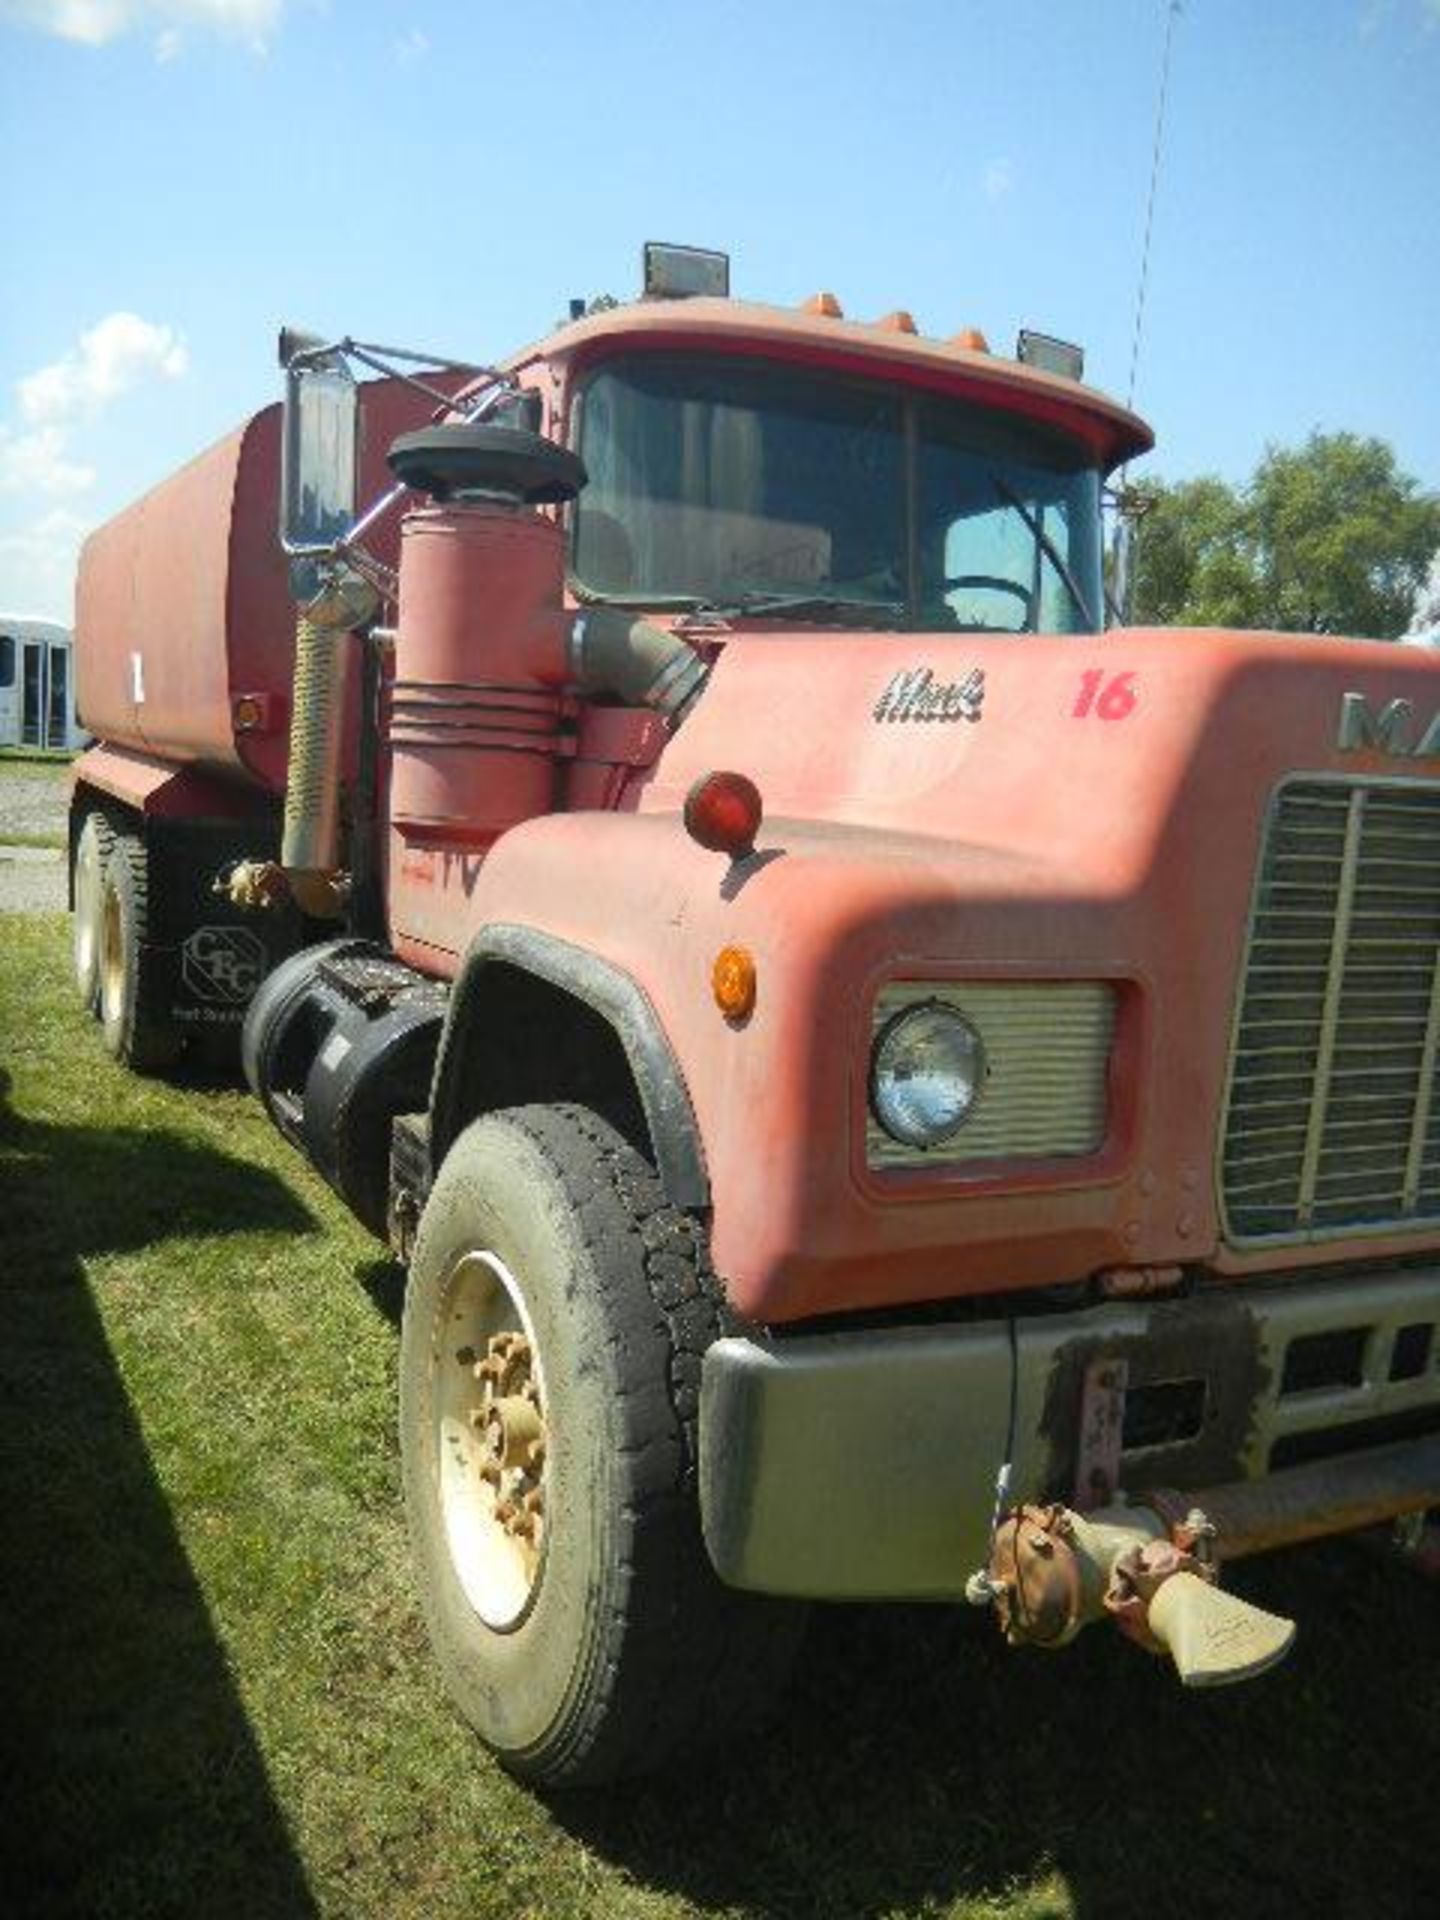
69,249,1440,1785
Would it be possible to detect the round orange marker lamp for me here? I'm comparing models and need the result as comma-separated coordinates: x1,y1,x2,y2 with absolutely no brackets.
684,770,763,859
712,945,757,1023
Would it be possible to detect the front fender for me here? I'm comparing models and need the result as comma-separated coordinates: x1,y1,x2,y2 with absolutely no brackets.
430,922,708,1210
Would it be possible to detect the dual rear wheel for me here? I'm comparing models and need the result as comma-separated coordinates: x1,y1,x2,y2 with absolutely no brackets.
72,810,181,1072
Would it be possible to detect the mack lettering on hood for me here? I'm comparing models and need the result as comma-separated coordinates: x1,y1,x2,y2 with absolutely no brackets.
873,666,985,724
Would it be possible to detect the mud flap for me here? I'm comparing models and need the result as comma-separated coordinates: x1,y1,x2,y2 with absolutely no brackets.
142,818,305,1050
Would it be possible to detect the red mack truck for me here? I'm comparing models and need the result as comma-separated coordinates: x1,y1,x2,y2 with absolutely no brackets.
70,245,1440,1785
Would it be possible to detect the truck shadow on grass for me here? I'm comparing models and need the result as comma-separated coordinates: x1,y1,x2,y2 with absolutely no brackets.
555,1514,1440,1918
0,1073,320,1920
355,1253,407,1329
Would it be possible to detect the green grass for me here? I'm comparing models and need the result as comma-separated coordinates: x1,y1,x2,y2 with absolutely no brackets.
2,914,1438,1919
0,747,73,770
0,829,64,849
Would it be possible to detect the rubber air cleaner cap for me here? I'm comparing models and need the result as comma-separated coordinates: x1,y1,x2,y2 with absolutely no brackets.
387,424,587,504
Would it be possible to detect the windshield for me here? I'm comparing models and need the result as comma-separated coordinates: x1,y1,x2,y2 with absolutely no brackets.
572,354,1103,632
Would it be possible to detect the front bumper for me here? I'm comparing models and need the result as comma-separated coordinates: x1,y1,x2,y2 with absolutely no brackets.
699,1264,1440,1598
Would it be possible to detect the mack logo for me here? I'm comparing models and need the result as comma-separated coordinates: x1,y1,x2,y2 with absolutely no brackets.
1337,692,1440,758
873,665,985,724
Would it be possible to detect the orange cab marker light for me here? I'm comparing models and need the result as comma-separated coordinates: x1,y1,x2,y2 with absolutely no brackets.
874,310,918,334
683,771,763,858
801,291,843,318
951,327,990,353
233,694,265,732
712,946,757,1023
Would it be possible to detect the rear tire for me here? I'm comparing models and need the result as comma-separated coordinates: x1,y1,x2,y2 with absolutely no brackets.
72,810,112,1014
98,835,183,1073
400,1103,803,1786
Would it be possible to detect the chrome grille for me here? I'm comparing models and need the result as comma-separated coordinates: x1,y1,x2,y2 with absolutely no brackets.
867,981,1115,1170
1222,779,1440,1243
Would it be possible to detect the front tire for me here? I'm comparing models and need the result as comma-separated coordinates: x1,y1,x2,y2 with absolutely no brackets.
400,1103,802,1787
98,834,183,1073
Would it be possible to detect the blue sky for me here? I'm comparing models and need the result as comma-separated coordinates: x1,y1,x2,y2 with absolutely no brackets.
2,0,1438,619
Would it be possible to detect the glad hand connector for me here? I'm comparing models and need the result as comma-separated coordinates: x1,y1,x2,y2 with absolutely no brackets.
978,1499,1297,1688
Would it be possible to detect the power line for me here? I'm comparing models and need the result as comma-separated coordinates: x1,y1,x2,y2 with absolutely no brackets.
1126,0,1183,412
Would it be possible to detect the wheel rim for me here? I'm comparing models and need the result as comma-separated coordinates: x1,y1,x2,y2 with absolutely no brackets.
73,831,102,990
99,879,125,1027
432,1249,549,1631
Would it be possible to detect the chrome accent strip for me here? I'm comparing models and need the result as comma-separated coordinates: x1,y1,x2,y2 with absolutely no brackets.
1296,788,1366,1227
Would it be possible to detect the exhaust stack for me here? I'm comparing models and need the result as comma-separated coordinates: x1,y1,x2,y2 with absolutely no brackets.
279,612,349,917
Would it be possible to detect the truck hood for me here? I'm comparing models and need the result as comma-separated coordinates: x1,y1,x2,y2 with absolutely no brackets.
465,623,1440,1319
625,624,1440,1311
643,624,1440,871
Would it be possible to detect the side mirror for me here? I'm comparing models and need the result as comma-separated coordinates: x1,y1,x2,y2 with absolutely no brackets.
279,328,358,563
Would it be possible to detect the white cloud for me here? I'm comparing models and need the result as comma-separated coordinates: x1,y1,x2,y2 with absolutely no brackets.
0,1,284,50
0,425,95,496
982,158,1013,203
1423,0,1440,27
18,312,188,426
0,312,189,614
0,509,91,620
394,25,428,64
154,22,179,57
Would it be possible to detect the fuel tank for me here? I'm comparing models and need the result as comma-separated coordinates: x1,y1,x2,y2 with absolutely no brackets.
73,376,458,794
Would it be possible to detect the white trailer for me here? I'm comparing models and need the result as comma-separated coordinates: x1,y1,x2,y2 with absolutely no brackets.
0,616,84,751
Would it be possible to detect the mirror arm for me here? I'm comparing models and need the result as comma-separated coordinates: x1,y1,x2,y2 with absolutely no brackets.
342,480,410,554
347,337,497,372
301,373,522,564
343,344,510,414
279,331,525,603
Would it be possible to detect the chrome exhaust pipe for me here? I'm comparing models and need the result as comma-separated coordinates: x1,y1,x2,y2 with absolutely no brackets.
280,612,348,917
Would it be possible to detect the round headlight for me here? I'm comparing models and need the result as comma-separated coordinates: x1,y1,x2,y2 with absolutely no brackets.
871,1001,986,1148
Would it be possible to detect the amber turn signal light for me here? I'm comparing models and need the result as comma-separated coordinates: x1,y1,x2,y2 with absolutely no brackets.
712,946,757,1023
683,771,763,858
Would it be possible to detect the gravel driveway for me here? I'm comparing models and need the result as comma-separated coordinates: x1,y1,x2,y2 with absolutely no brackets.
0,844,66,913
0,760,69,914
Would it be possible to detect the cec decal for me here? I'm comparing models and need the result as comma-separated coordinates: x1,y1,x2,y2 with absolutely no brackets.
182,925,266,1005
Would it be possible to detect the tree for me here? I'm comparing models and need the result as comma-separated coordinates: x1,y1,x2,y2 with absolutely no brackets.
1131,432,1440,639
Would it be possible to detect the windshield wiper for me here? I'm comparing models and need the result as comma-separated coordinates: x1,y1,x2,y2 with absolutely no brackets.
698,589,906,626
992,476,1097,633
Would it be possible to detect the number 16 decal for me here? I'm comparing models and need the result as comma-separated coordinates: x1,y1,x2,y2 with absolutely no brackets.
1073,669,1138,720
